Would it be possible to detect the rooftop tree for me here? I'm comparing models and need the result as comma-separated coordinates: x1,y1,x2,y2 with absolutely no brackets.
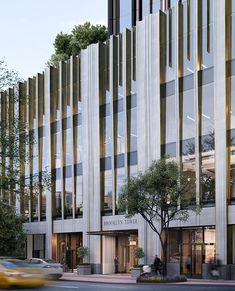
119,158,199,276
47,22,108,66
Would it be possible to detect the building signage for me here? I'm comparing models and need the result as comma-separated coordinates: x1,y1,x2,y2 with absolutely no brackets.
102,216,138,230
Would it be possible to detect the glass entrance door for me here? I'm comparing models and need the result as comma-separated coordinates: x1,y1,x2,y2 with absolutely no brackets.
181,243,203,278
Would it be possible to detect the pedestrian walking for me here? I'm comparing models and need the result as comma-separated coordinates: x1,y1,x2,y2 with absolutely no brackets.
186,255,191,274
153,255,162,276
114,256,119,274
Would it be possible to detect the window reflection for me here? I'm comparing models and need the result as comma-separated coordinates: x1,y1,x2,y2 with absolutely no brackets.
120,0,132,32
103,170,113,214
64,166,73,219
76,175,83,217
199,81,215,204
200,0,214,70
115,167,125,213
229,73,235,199
180,86,196,202
161,93,176,157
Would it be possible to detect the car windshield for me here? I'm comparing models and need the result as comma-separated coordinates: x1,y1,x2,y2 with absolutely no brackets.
10,261,29,267
0,261,17,268
44,259,56,264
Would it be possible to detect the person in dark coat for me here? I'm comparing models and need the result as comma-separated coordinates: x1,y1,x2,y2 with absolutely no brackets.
114,256,119,274
153,255,162,275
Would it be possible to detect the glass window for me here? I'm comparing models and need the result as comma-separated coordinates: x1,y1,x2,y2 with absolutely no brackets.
229,74,235,199
120,0,133,32
128,104,137,152
152,0,161,13
103,114,112,157
200,0,214,70
115,101,125,155
199,81,215,204
64,166,73,219
55,169,62,219
142,0,150,18
180,86,196,202
103,170,113,214
231,1,235,59
161,93,176,157
115,167,125,212
76,175,83,217
64,121,72,166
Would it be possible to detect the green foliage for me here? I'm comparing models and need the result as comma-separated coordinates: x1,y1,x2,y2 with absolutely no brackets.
0,203,26,256
0,58,20,90
47,22,108,66
134,247,145,260
77,246,89,263
119,158,200,275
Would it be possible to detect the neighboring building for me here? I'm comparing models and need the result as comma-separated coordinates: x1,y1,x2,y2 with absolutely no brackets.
1,0,235,279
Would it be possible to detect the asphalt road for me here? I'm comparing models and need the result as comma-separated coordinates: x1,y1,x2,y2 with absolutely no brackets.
5,281,235,291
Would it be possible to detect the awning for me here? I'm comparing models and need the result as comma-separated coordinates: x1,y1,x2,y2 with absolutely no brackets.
87,230,138,236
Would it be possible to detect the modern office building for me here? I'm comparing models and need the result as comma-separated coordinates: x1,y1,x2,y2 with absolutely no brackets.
1,0,235,278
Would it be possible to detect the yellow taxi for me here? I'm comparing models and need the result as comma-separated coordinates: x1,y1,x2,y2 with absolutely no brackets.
0,261,45,289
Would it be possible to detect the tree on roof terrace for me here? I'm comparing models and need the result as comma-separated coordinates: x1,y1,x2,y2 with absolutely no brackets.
47,22,108,66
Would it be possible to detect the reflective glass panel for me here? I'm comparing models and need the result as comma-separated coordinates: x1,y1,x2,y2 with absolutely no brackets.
120,0,132,32
103,170,113,213
161,93,176,157
199,81,215,203
76,175,83,217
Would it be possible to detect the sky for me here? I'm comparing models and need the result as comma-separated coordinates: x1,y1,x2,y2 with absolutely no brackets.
0,0,107,80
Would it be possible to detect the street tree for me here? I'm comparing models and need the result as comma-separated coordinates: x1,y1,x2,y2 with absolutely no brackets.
0,59,51,219
47,22,108,66
119,158,199,276
0,202,26,256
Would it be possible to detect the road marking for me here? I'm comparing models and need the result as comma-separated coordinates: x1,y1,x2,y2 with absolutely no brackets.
50,285,79,289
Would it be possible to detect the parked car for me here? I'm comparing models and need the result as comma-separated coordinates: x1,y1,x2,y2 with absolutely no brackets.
24,258,63,279
0,260,45,289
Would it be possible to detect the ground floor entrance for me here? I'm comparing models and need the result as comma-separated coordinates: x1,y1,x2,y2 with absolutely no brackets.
55,233,83,271
168,227,215,278
116,233,138,273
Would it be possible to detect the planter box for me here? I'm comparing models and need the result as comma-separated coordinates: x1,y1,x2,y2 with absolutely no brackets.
77,264,92,275
131,268,143,278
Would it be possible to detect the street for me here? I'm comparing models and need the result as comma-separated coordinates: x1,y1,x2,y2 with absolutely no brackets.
4,281,235,291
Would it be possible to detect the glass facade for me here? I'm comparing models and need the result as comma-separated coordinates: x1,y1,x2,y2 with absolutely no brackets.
120,0,133,32
199,75,215,203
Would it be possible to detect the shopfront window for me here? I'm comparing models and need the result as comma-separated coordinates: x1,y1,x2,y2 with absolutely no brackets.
168,228,215,277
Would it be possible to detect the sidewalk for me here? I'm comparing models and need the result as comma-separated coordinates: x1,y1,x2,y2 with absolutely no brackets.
61,272,235,286
61,273,136,284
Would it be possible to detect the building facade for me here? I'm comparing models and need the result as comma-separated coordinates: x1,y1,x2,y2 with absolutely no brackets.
1,0,235,278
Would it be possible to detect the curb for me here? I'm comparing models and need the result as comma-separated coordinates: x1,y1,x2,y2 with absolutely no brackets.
60,278,235,287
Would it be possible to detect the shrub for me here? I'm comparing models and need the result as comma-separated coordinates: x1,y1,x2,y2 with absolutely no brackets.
137,275,187,283
134,247,145,260
77,246,89,264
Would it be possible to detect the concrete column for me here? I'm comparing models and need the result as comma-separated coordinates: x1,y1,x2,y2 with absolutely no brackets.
81,44,101,271
214,0,228,264
27,235,33,258
136,12,162,260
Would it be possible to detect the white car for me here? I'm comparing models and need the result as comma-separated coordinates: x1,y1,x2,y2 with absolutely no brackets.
24,258,63,280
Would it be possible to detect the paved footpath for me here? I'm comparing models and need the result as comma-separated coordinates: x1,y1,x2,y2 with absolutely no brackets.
61,273,235,286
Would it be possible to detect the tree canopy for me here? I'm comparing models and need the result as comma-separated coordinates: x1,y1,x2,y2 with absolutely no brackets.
47,22,108,66
0,203,26,256
119,158,199,275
